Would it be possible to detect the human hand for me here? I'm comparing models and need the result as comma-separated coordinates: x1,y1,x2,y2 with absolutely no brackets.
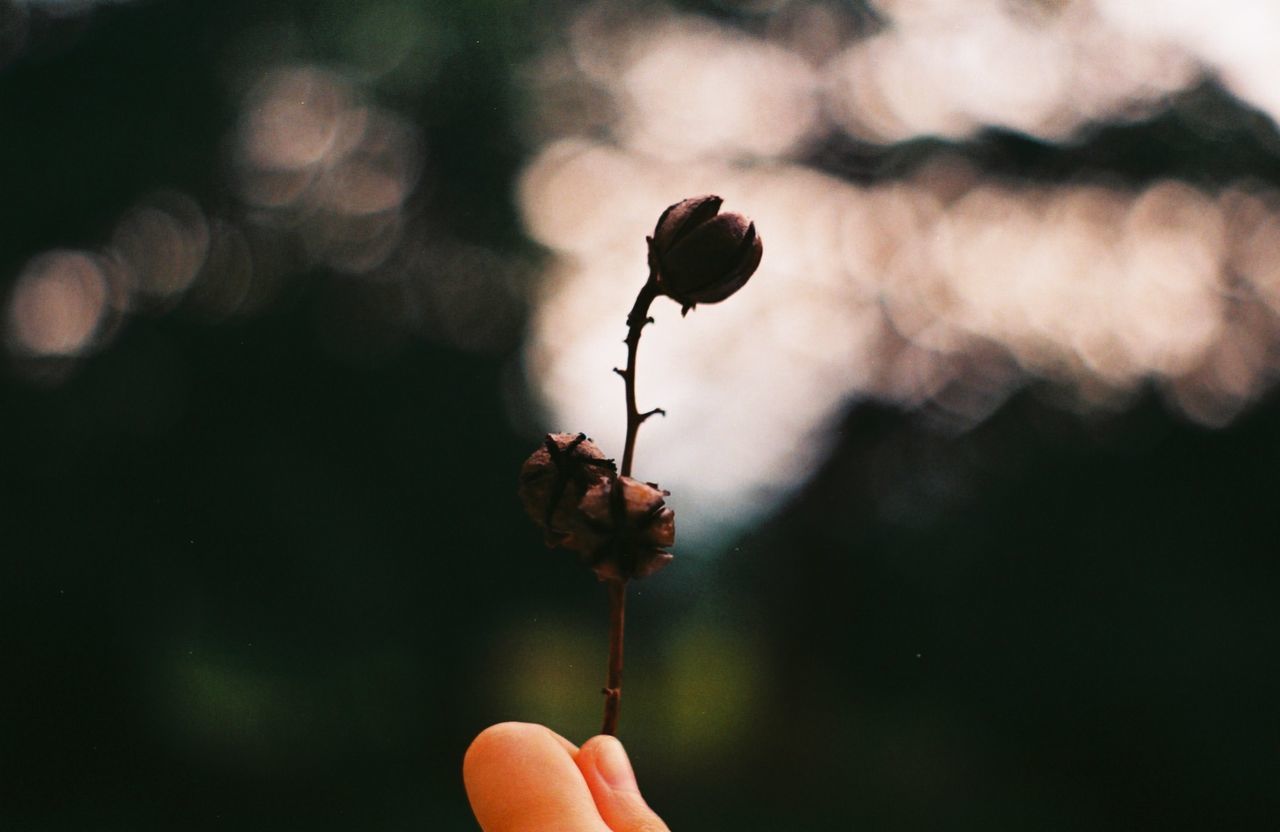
463,722,671,832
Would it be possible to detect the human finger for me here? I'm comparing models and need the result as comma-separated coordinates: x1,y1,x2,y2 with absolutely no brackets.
575,735,671,832
463,722,611,832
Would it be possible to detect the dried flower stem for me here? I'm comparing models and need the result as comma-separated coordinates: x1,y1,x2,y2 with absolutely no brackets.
520,197,760,739
601,578,626,735
617,273,664,478
600,273,664,736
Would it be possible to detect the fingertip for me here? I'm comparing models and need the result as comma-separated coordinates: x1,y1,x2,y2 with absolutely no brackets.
464,723,603,832
577,735,639,792
576,735,670,832
465,721,578,770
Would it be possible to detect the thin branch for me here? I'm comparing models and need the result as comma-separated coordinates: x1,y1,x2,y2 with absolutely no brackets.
600,578,627,736
619,275,661,477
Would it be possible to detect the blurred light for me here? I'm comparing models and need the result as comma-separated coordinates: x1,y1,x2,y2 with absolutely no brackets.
519,50,619,146
520,142,887,541
1095,0,1280,127
4,40,451,385
7,249,107,357
1115,182,1225,376
108,191,210,302
563,6,822,161
1229,192,1280,317
315,158,409,217
556,0,1240,150
614,19,820,161
517,3,1280,546
1166,297,1277,428
518,138,651,252
827,0,1197,143
237,67,355,172
763,2,857,65
185,218,256,321
233,64,422,275
518,134,1280,541
399,236,529,354
300,208,404,275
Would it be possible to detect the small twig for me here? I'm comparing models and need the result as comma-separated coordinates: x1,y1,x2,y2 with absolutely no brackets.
600,578,627,736
619,274,661,477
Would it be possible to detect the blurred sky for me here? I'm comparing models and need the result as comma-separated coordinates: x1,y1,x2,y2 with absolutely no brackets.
3,1,1280,830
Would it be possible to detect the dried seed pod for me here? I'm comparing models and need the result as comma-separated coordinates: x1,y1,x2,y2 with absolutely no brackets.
649,194,763,314
577,476,676,581
518,432,616,550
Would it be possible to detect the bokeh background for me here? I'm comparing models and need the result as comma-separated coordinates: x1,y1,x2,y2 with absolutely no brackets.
3,0,1280,829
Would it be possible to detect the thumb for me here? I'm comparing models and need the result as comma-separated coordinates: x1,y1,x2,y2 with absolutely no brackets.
575,735,671,832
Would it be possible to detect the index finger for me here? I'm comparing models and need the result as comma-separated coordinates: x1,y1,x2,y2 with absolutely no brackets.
463,723,611,832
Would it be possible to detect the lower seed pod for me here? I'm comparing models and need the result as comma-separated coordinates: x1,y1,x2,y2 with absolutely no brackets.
518,433,616,550
577,475,676,581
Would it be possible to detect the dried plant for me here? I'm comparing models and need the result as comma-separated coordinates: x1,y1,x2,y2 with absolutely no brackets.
518,195,763,736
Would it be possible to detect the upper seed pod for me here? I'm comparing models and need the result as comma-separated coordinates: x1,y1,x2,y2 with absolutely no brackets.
577,476,676,581
649,195,764,314
518,433,616,550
